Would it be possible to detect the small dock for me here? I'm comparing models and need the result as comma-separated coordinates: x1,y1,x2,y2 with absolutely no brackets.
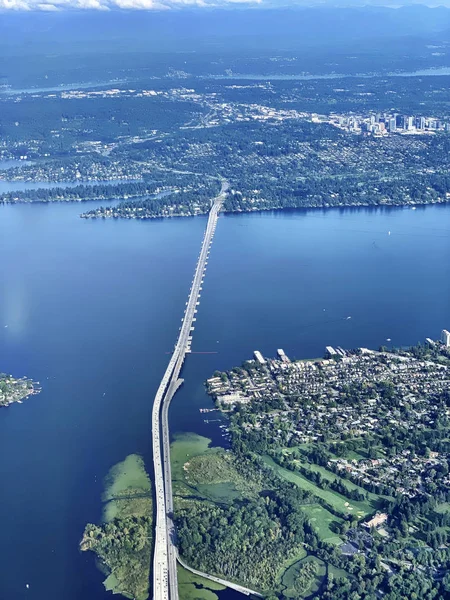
277,349,290,363
254,350,266,364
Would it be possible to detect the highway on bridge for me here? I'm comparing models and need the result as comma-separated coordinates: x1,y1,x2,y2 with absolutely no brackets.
152,180,228,600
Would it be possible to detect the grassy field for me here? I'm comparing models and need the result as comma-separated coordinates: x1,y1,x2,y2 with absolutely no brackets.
263,456,373,520
301,504,343,545
281,452,383,506
178,566,225,600
342,449,369,461
328,564,351,581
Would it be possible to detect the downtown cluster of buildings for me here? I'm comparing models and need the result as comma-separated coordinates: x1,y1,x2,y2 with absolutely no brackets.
327,112,450,136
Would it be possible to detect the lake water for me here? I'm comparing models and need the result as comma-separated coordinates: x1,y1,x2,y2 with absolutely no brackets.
389,67,450,77
0,159,33,170
0,80,126,95
208,67,450,81
0,201,449,600
3,66,450,100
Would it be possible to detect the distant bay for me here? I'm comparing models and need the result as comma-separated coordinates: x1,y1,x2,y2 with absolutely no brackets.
207,67,450,81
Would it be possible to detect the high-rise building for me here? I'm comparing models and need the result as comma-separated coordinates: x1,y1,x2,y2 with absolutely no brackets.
416,117,426,130
389,118,397,132
405,116,414,130
442,330,450,348
396,115,405,129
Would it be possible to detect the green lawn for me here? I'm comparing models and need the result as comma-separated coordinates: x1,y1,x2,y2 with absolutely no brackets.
328,564,351,581
324,441,383,461
263,456,374,520
284,455,383,505
300,504,343,545
343,450,369,460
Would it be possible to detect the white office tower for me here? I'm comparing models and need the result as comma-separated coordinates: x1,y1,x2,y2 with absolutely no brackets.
405,116,414,130
442,330,450,348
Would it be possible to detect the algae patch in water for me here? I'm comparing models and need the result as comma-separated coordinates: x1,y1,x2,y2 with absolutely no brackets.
178,565,225,600
80,454,152,600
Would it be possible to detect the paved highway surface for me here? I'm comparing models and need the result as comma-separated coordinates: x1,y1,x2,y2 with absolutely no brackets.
152,180,228,600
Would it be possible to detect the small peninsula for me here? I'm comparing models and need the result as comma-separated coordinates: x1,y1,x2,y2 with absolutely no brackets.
0,372,40,407
80,454,152,600
173,339,450,599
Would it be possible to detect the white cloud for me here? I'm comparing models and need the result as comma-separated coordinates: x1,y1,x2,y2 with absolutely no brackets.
0,0,32,9
0,0,261,9
113,0,166,9
76,0,110,8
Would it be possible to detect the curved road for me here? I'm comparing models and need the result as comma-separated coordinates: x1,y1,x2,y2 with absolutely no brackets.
177,556,262,597
152,180,228,600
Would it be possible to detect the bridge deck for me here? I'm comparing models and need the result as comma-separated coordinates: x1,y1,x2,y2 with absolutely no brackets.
152,181,228,600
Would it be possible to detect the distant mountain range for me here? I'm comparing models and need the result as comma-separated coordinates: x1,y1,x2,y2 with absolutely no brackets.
1,4,450,59
263,1,450,7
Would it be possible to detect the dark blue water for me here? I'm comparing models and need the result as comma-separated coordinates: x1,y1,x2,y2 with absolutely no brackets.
0,81,126,95
0,201,449,600
0,160,33,170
